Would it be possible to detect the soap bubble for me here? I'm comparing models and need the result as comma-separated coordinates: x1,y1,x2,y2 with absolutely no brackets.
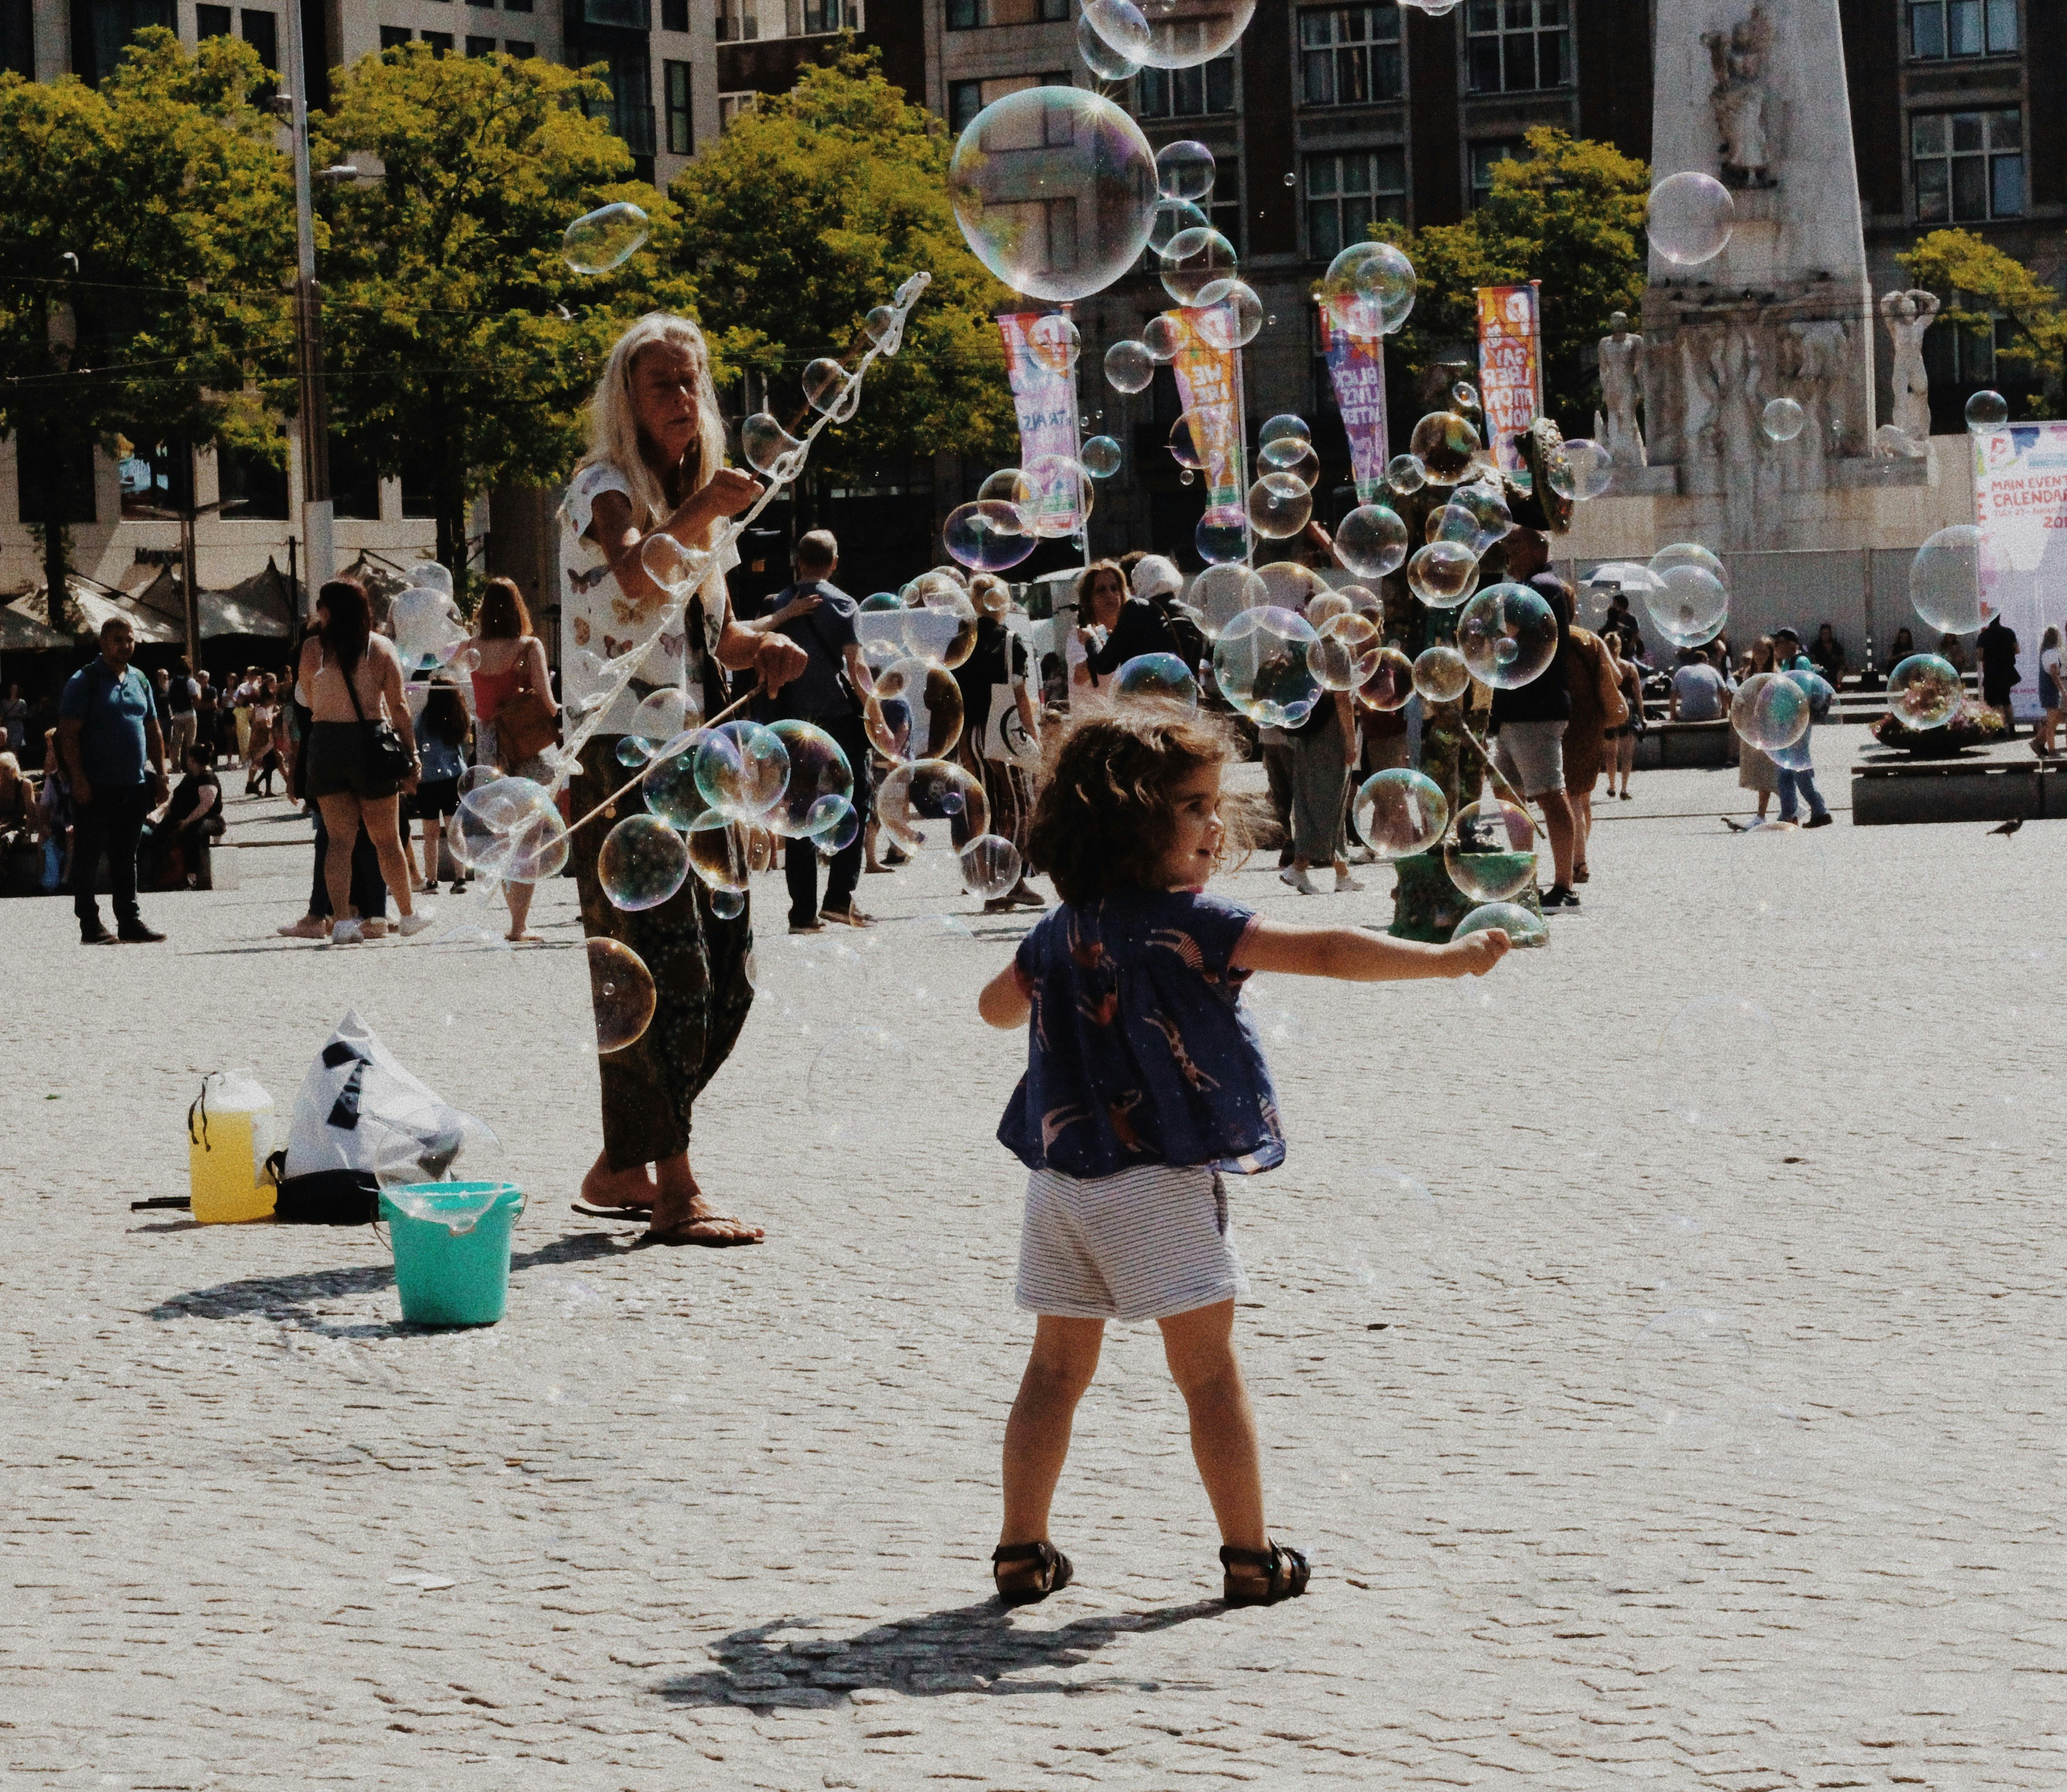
389,587,465,672
1147,202,1208,261
561,201,649,274
802,356,848,415
1024,452,1094,538
1195,281,1263,350
694,720,790,821
1909,524,1982,636
1114,0,1258,68
1259,413,1310,455
1142,313,1184,360
1444,796,1538,903
807,1025,913,1145
1319,240,1416,338
1412,644,1471,703
1729,671,1811,753
1447,480,1514,553
763,719,856,838
1785,665,1834,725
1966,389,2009,430
878,758,989,851
1212,606,1320,727
1655,996,1778,1130
901,594,980,670
1430,501,1480,549
866,660,965,761
1644,547,1729,648
685,816,749,893
457,764,502,797
1580,559,1645,627
597,813,690,912
1353,768,1448,859
1406,540,1479,608
1104,339,1154,393
631,688,693,746
1195,506,1251,565
1408,411,1481,484
1077,8,1142,78
1114,652,1199,708
1312,613,1380,690
1888,653,1963,730
862,304,904,354
943,500,1036,573
709,888,746,920
1160,226,1237,306
1270,442,1322,493
616,736,653,769
1357,646,1414,712
1651,542,1727,585
959,833,1023,900
1457,582,1559,689
1168,409,1210,470
410,562,454,597
1307,591,1352,627
452,776,567,881
1256,563,1324,612
1386,453,1427,495
1027,312,1080,375
1080,435,1124,479
639,531,712,596
373,1104,505,1206
1761,397,1806,442
586,938,657,1054
742,412,805,478
1192,563,1267,636
1547,438,1612,501
1451,900,1545,949
1647,172,1734,266
1156,138,1214,200
976,468,1033,514
1246,472,1312,539
643,732,714,830
1451,381,1479,411
948,87,1158,303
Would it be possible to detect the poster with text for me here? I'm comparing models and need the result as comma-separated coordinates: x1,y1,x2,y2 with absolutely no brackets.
998,313,1083,536
1321,313,1389,502
1974,423,2067,719
1475,285,1543,473
1166,308,1248,514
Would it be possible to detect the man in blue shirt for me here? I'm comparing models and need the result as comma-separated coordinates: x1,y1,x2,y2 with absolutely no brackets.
58,617,169,943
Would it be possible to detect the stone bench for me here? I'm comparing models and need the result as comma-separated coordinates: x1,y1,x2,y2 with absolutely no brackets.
1851,751,2048,825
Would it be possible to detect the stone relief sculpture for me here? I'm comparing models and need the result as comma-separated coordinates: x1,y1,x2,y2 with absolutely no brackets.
1595,312,1648,468
1702,4,1775,187
1879,288,1940,451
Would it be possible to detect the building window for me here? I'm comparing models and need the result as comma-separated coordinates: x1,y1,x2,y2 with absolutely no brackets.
505,36,532,51
1304,148,1406,260
467,33,496,53
664,59,692,154
505,0,532,13
949,72,1069,136
1464,0,1569,95
589,41,654,152
196,3,231,35
77,0,176,83
1913,109,2023,222
718,90,756,129
1469,138,1523,205
794,0,861,29
1908,0,2018,58
661,0,686,24
1136,54,1234,118
946,0,1067,26
379,25,412,50
17,424,99,525
1299,6,1402,107
421,30,453,52
716,0,756,37
1924,308,2003,387
217,441,290,522
238,7,276,66
2,0,33,79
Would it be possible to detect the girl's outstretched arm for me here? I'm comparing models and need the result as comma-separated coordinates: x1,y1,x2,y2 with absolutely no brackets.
979,962,1033,1028
1234,920,1510,982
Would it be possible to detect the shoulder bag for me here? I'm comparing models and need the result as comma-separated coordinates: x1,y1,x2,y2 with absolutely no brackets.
341,652,417,788
495,641,560,764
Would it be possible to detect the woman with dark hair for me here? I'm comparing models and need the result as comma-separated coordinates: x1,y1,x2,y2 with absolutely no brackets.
468,575,556,940
411,681,471,893
295,576,431,944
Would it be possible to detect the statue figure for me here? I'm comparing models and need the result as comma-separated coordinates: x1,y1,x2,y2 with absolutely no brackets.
1702,4,1775,187
1879,288,1940,449
1596,311,1647,468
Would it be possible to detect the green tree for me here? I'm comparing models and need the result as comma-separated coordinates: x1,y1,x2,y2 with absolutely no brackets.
0,31,295,627
664,48,1017,509
1375,128,1649,437
1899,227,2066,414
312,45,681,583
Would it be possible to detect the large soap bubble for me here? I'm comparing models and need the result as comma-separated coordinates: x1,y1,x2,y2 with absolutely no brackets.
586,938,658,1054
1246,472,1312,540
1730,671,1811,754
1457,582,1559,689
1644,547,1729,649
1081,435,1124,479
1444,796,1538,903
1546,438,1612,501
1407,410,1480,485
1024,452,1094,538
562,201,649,274
1105,339,1154,394
1026,312,1080,375
372,1104,505,1206
1966,389,2009,430
1386,453,1427,495
1888,653,1963,730
694,720,790,821
1156,138,1214,200
1357,646,1414,712
944,500,1036,573
1412,644,1471,703
1334,504,1409,579
1451,900,1546,949
948,87,1158,303
597,814,690,913
1093,0,1258,70
1212,607,1320,726
877,758,990,852
869,657,966,761
1406,540,1479,609
1114,652,1199,708
764,719,856,837
1192,563,1266,637
1077,8,1142,78
1195,281,1263,350
1160,225,1237,306
1647,172,1734,267
452,776,567,882
1312,613,1380,691
960,834,1023,901
389,586,466,673
1353,769,1448,860
900,593,979,670
1762,397,1805,442
1319,240,1415,338
1141,313,1184,360
1909,524,1982,636
741,413,805,480
685,816,749,894
1195,506,1250,565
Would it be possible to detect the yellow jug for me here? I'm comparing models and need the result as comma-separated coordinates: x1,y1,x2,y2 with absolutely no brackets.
188,1070,277,1224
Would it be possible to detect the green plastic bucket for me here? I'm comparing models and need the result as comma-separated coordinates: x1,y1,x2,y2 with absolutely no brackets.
380,1182,525,1327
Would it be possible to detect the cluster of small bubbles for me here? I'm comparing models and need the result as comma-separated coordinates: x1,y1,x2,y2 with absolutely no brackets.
959,833,1023,900
1966,389,2009,430
1080,435,1124,479
1212,606,1319,726
1114,652,1200,708
764,720,856,837
1406,540,1479,608
943,500,1036,573
586,938,658,1053
1451,900,1546,949
1246,472,1312,539
878,758,990,851
1142,314,1184,360
1155,138,1215,200
1887,652,1963,730
1647,171,1735,266
1408,410,1481,484
1444,795,1538,903
1761,396,1806,442
1105,339,1154,394
1457,582,1559,689
1645,543,1730,649
1412,643,1470,703
948,87,1157,302
1730,671,1811,754
1160,226,1237,306
1357,646,1414,712
1352,768,1448,859
597,813,691,912
694,720,790,822
1311,612,1380,690
1386,453,1427,495
1318,240,1416,338
1909,524,1982,636
1195,281,1263,350
1655,997,1778,1131
1546,437,1613,501
561,201,649,274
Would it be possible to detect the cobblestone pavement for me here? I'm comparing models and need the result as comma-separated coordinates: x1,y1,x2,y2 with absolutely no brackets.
5,739,2065,1789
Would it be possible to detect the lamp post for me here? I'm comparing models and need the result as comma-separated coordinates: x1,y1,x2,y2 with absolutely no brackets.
282,0,332,615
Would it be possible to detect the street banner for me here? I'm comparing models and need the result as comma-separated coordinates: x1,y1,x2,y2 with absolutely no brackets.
997,312,1084,536
1974,423,2067,719
1475,284,1543,472
1165,307,1247,511
1321,312,1389,503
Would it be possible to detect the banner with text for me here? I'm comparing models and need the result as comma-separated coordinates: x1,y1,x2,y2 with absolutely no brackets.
998,312,1083,536
1166,307,1247,514
1975,423,2067,719
1321,313,1389,503
1475,284,1543,473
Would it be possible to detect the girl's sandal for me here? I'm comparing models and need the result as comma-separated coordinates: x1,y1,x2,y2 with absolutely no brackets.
1219,1541,1311,1608
991,1540,1073,1608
